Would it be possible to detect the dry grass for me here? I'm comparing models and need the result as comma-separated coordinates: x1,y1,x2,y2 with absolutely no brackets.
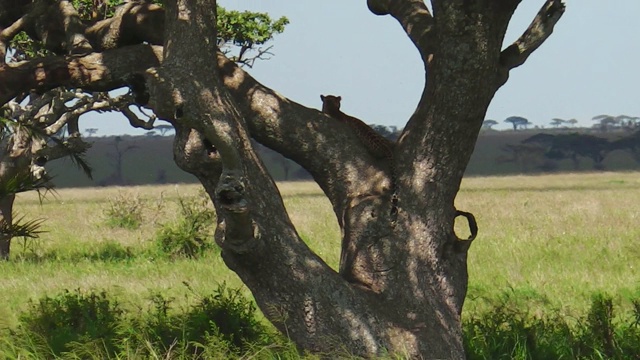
457,172,640,313
1,173,639,328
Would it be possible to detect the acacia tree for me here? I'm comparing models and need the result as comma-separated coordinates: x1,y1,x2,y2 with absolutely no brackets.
505,115,532,130
0,0,286,260
482,119,499,130
0,0,565,357
551,118,565,127
0,88,98,259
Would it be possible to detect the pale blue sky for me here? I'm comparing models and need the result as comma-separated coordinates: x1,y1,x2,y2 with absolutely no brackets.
83,0,640,135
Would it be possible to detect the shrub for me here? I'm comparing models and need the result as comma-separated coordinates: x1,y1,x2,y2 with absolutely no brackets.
11,286,639,359
578,293,617,358
103,192,144,229
9,284,282,359
155,192,216,258
114,283,278,358
463,292,640,360
16,289,123,357
183,283,269,351
616,300,640,357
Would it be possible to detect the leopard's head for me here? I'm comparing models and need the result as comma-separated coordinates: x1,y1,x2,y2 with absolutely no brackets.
320,95,342,116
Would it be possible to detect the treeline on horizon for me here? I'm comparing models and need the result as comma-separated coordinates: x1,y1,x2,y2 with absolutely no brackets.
47,125,640,188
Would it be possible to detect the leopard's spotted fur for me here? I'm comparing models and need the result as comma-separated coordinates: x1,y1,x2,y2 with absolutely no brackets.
320,95,393,159
320,95,398,219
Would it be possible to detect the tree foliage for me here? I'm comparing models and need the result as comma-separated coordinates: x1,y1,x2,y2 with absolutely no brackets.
217,6,288,45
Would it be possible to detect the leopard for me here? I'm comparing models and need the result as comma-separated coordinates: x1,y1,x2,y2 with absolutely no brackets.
320,95,479,235
320,94,398,219
320,95,393,159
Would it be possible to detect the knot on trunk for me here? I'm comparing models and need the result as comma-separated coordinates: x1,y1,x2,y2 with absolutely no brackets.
453,209,478,253
172,127,222,180
216,173,247,210
215,172,260,254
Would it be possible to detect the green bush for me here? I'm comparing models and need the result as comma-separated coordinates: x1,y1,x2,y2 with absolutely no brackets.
121,293,183,356
183,283,268,351
16,289,123,357
8,286,640,359
155,192,217,258
103,192,144,229
616,300,640,358
464,292,640,360
124,283,270,357
7,284,281,358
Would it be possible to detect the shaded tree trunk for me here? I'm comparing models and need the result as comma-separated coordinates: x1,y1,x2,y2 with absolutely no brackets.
0,194,15,260
0,128,31,261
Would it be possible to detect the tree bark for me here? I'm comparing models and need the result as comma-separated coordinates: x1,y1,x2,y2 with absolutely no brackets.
0,194,15,260
0,0,565,356
0,127,29,261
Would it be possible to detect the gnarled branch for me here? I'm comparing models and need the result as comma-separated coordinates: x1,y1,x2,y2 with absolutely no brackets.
498,0,565,86
0,44,162,106
215,52,395,225
367,0,435,63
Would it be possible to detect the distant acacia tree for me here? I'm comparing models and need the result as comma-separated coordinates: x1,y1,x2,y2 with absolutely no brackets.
616,115,640,131
502,132,612,172
497,143,549,172
155,124,174,136
522,133,609,170
505,116,532,130
482,119,499,130
591,114,638,132
551,118,578,128
85,128,99,137
566,118,578,127
550,118,565,128
104,136,138,185
548,133,609,169
592,115,617,132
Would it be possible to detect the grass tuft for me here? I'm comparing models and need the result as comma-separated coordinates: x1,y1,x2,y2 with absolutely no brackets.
103,192,145,229
154,191,217,258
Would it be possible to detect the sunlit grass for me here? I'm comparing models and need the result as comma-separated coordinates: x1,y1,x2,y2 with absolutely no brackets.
2,172,639,330
457,172,640,314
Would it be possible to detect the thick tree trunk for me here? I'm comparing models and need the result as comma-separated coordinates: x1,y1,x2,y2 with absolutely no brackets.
143,1,563,357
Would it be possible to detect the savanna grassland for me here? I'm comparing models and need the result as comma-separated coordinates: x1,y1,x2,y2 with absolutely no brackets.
1,172,639,358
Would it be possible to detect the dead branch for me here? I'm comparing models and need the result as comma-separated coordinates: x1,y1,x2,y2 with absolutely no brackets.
227,45,275,68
